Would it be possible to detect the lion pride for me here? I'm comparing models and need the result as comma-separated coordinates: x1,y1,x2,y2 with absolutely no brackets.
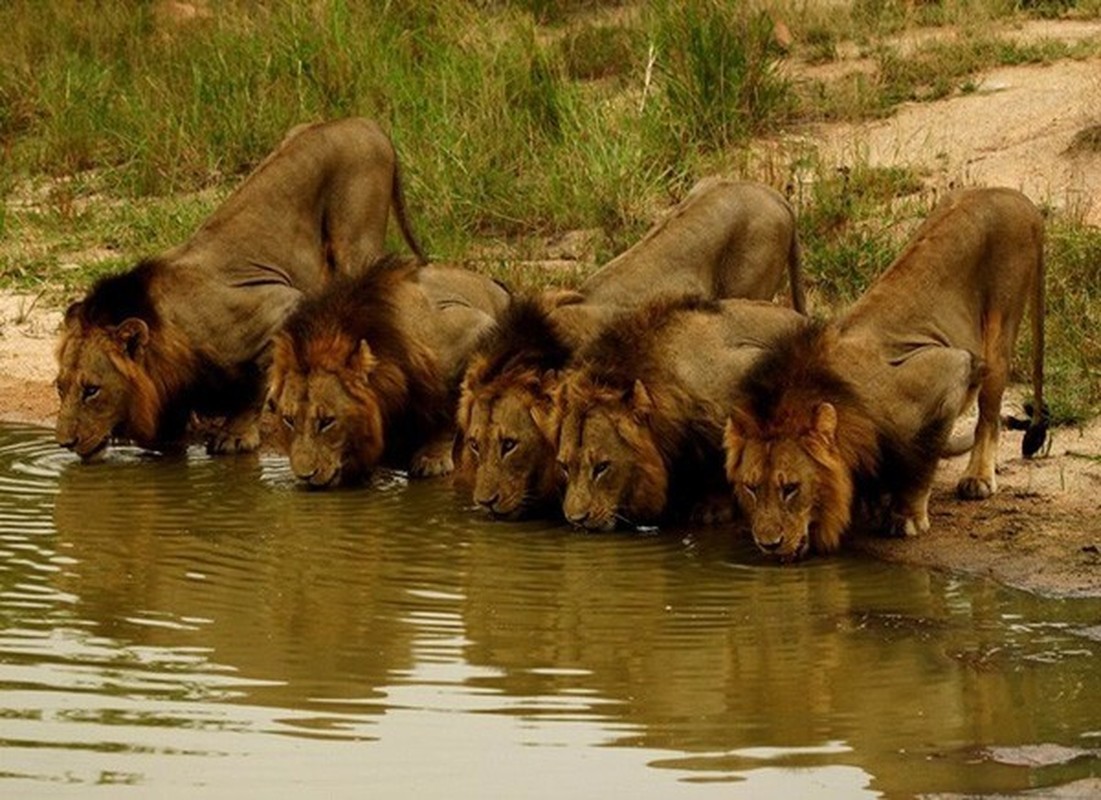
457,178,807,519
268,257,510,488
55,117,424,460
550,296,804,530
723,187,1046,561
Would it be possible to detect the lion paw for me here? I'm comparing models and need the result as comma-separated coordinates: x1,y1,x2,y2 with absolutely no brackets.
205,418,261,455
887,513,929,538
956,475,995,500
409,449,454,478
691,496,735,526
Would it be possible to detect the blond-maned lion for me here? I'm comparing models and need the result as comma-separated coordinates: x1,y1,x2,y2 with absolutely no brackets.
550,296,805,531
456,177,807,519
723,187,1046,561
268,257,510,488
55,117,425,460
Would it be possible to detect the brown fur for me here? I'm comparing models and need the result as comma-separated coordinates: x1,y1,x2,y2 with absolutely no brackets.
553,296,803,530
269,257,508,487
725,187,1045,560
579,177,806,313
455,294,578,517
55,117,425,459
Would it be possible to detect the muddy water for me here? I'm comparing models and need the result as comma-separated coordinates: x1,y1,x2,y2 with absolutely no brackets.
0,424,1099,798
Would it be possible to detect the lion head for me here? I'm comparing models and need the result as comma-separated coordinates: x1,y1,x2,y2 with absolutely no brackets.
554,376,672,531
268,335,390,487
457,367,559,519
54,264,198,460
723,403,854,561
722,322,880,560
455,296,579,518
55,313,152,460
267,262,450,488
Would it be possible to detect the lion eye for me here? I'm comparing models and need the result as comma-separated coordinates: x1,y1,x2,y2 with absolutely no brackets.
592,460,610,480
266,397,278,413
467,438,480,455
500,437,517,456
81,384,101,401
282,414,295,430
317,415,335,433
557,460,569,480
781,482,801,502
740,483,758,501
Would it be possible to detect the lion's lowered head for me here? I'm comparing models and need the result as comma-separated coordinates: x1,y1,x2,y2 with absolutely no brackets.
723,322,877,561
55,262,194,460
456,296,574,518
554,296,726,531
268,261,449,488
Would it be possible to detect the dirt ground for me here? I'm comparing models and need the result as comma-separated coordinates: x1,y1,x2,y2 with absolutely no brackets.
2,20,1099,598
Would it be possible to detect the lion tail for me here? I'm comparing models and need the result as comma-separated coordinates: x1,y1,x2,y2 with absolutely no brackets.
1005,232,1048,457
1022,232,1048,458
391,158,428,266
787,214,807,315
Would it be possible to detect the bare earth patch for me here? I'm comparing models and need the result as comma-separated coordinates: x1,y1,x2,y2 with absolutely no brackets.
2,34,1099,598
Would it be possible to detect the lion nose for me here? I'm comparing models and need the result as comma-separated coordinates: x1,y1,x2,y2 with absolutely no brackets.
566,510,589,528
476,493,500,512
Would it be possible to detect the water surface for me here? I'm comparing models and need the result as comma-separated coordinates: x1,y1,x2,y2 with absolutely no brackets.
0,423,1098,797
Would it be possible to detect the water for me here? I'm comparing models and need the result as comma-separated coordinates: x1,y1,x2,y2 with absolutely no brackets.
0,423,1098,798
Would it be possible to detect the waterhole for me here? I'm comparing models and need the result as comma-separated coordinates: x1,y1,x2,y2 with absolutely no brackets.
0,423,1098,797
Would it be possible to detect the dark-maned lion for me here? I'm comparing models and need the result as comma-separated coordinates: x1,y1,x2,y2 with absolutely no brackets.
268,257,510,488
456,177,807,520
55,117,426,460
723,187,1046,561
551,296,805,531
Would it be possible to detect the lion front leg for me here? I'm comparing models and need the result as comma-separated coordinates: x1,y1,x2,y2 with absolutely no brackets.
886,483,932,538
203,409,262,455
409,431,456,478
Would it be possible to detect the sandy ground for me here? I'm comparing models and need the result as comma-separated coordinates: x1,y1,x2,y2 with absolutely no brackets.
2,24,1099,598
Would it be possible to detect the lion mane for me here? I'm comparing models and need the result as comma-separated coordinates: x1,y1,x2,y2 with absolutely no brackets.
455,294,578,515
554,296,733,528
269,258,454,485
725,320,959,556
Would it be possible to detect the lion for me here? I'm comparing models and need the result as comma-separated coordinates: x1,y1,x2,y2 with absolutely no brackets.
578,177,805,313
456,177,807,519
267,257,510,488
723,187,1046,561
55,117,426,460
550,296,805,531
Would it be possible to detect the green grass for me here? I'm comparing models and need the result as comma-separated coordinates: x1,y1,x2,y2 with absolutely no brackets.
1,0,1099,419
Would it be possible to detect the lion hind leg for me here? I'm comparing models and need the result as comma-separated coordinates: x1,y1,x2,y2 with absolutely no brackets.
409,432,456,478
957,317,1008,500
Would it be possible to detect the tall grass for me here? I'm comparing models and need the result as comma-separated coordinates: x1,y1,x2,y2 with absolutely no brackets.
1,0,1099,417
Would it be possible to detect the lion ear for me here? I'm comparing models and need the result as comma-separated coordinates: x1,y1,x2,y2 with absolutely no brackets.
113,317,149,359
350,339,378,379
531,379,564,446
64,301,84,326
811,402,838,443
723,409,752,477
629,379,653,424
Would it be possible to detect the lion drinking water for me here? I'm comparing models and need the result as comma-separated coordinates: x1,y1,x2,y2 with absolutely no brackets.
723,187,1047,561
55,117,425,460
